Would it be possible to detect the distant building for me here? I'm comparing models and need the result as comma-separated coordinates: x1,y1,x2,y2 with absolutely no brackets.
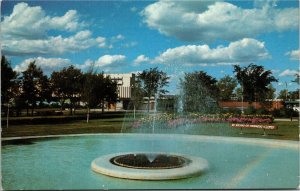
218,100,285,111
104,73,136,109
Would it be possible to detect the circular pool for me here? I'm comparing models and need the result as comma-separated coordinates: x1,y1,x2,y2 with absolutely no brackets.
2,134,299,190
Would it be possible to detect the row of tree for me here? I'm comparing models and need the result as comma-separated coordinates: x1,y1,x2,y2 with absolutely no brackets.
136,64,298,113
2,55,298,117
1,56,118,118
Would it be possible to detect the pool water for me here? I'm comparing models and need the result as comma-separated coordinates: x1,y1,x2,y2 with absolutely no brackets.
1,134,299,190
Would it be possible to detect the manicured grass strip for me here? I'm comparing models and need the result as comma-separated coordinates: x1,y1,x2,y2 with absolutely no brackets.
2,116,298,141
2,118,124,137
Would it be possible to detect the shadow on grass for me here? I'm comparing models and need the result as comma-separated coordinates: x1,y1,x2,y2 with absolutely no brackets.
2,137,60,146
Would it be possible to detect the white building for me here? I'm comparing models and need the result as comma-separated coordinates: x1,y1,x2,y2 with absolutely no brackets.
104,73,136,109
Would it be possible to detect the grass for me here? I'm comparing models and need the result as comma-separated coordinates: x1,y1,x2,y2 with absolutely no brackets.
2,113,299,141
184,121,299,141
2,117,124,138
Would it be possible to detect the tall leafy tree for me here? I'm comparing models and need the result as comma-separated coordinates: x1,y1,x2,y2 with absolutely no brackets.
217,75,237,101
180,71,219,113
137,67,169,112
1,56,18,106
1,56,19,127
81,68,105,122
261,84,277,109
265,84,276,99
103,76,118,112
129,74,144,116
233,64,278,103
21,61,48,115
51,65,83,114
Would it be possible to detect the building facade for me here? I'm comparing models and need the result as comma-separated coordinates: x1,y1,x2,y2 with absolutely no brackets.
104,73,135,109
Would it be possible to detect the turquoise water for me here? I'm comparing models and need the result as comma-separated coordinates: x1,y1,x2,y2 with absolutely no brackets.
2,134,299,190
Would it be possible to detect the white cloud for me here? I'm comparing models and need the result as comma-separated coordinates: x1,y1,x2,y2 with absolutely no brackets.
130,7,138,12
133,55,150,66
110,34,125,45
2,3,107,56
2,30,106,56
2,2,83,39
141,1,298,42
279,69,299,77
81,55,126,72
155,38,269,66
14,57,73,73
285,49,299,61
115,34,125,40
95,55,126,67
122,41,138,48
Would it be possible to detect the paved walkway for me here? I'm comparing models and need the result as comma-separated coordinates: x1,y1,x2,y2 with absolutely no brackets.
274,118,299,121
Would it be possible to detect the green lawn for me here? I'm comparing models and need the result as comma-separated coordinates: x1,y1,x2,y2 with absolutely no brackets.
2,114,299,141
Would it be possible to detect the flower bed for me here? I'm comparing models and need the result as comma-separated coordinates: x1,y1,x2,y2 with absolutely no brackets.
130,113,274,129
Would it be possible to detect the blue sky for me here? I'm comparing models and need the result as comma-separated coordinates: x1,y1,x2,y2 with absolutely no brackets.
1,0,299,94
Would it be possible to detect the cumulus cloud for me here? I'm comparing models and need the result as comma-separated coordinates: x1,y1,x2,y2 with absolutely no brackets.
81,55,126,72
155,38,269,66
95,55,126,67
111,34,125,42
285,49,299,61
2,2,83,39
14,57,73,74
141,1,298,42
2,30,106,56
133,55,150,66
279,69,299,77
2,2,107,56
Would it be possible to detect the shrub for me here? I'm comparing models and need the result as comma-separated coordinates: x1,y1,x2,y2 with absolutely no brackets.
256,108,270,115
244,106,256,115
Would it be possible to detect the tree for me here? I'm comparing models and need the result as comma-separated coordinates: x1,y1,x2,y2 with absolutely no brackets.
217,75,237,101
21,61,48,115
129,74,145,117
180,71,219,113
288,89,299,100
233,64,278,104
81,67,118,121
279,89,299,101
81,66,105,122
292,74,299,84
265,84,276,99
278,89,289,100
1,56,19,106
103,76,118,112
1,56,19,127
137,67,170,112
261,84,276,109
51,65,83,115
234,87,243,101
37,74,53,106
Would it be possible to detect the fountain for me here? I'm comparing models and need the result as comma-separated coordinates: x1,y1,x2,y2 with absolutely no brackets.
91,152,208,180
91,90,209,180
2,133,299,189
1,70,299,189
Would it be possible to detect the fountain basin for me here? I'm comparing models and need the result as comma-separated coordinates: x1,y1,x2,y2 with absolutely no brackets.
2,134,299,189
91,152,208,180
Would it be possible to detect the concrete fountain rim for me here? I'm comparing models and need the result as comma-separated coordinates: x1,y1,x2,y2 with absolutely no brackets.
2,133,298,150
91,152,209,180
